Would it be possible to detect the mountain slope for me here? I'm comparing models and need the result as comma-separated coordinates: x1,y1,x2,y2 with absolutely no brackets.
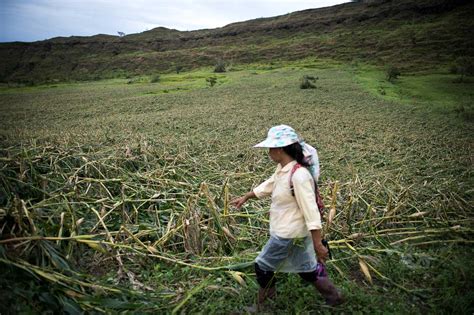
0,0,472,83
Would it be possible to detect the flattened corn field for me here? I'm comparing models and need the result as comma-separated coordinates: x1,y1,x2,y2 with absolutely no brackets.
0,63,473,313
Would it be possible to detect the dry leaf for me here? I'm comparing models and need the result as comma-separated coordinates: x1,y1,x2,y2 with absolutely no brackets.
327,206,336,228
228,271,246,286
409,211,427,217
222,226,236,241
358,258,373,284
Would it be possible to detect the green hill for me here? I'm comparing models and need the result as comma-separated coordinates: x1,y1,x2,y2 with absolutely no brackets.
0,0,473,84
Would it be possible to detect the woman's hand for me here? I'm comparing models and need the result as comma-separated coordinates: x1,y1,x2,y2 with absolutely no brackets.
311,229,328,263
230,191,256,209
230,196,248,209
315,243,328,263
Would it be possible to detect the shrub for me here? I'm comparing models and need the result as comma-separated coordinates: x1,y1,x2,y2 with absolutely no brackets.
175,65,183,74
150,74,160,83
454,103,474,121
206,76,217,87
449,64,458,75
451,56,474,83
214,60,226,73
300,75,318,89
386,66,401,82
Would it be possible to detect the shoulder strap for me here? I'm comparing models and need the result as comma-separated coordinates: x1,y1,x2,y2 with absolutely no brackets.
289,163,325,214
289,163,302,196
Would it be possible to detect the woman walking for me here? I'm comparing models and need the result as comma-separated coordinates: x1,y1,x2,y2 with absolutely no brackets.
231,125,343,309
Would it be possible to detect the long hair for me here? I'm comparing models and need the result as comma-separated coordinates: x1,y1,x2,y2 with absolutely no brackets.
282,142,310,167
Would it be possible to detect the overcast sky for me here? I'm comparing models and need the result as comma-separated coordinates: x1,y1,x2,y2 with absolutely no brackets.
0,0,349,43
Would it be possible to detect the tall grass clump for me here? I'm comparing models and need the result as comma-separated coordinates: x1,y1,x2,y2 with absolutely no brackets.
300,75,318,89
150,74,161,83
454,103,474,121
451,56,474,83
206,76,217,87
386,66,401,82
214,60,226,73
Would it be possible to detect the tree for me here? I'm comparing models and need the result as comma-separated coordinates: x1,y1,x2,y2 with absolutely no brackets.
117,31,125,37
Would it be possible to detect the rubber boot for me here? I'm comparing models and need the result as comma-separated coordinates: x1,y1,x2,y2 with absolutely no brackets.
243,287,276,313
314,277,344,306
257,286,276,311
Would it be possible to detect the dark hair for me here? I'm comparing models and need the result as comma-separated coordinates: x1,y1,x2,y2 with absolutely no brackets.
282,142,310,167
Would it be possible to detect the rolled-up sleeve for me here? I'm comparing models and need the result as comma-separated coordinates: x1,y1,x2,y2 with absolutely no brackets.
293,169,322,230
253,174,275,199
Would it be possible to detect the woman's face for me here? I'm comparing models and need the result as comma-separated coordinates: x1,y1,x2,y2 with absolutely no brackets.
268,148,282,163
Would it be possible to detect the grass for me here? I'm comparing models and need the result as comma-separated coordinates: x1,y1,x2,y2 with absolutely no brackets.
0,62,473,313
351,64,474,116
